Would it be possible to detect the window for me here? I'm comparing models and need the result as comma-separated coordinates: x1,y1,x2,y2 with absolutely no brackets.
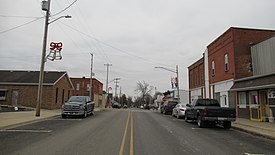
249,91,258,105
87,84,90,91
224,54,229,71
76,83,80,91
62,89,65,104
238,92,246,108
55,88,58,103
0,90,7,100
211,60,215,76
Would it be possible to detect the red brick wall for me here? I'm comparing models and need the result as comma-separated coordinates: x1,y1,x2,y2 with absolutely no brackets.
188,57,204,90
70,77,103,99
0,75,72,109
208,27,275,84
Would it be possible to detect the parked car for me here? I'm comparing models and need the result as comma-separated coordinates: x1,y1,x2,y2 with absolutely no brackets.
61,96,94,118
112,101,121,108
172,103,187,119
161,100,178,115
185,99,236,129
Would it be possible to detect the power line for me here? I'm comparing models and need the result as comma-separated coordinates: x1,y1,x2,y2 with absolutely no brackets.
51,0,78,17
58,21,172,67
0,15,42,19
0,17,44,35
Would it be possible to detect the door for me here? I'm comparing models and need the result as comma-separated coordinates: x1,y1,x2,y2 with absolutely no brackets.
12,90,19,106
259,90,269,121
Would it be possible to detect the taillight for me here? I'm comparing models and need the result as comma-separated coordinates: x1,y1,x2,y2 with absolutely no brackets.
203,109,208,116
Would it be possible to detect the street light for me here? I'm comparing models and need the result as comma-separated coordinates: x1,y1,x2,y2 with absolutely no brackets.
36,0,71,117
155,65,180,101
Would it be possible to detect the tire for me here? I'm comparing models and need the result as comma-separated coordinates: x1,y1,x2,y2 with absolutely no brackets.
176,113,180,119
61,114,66,118
185,115,189,122
223,121,231,129
197,116,205,128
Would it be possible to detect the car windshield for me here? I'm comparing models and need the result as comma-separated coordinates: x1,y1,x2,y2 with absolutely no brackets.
196,99,220,106
68,96,86,103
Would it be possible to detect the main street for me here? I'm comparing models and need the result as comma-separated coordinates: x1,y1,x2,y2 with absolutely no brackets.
1,109,275,155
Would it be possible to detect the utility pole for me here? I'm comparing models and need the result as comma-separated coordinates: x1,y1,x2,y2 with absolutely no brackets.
176,65,180,101
104,63,112,94
90,53,93,101
36,0,51,117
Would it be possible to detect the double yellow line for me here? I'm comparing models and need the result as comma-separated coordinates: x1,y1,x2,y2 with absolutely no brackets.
119,111,134,155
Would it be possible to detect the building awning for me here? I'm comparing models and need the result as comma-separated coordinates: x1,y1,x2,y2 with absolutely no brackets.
230,72,275,91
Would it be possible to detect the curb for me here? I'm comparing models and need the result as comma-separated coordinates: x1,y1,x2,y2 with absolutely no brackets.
0,115,60,130
232,126,275,141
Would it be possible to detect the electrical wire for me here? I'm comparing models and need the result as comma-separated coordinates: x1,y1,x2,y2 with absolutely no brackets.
58,21,171,67
51,0,78,17
0,17,44,35
0,15,42,19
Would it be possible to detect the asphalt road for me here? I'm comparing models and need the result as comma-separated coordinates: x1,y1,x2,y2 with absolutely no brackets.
1,108,275,155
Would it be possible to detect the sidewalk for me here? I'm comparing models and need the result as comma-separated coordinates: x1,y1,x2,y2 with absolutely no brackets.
0,108,101,130
232,118,275,140
1,109,275,140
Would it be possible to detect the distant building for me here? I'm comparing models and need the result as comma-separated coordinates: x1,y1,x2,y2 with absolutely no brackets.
70,77,104,107
0,70,73,109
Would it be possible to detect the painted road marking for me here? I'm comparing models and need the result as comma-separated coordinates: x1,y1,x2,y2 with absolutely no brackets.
0,129,52,133
130,112,134,155
119,111,131,155
119,111,134,155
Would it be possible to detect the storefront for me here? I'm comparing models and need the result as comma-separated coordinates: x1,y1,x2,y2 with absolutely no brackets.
230,73,275,122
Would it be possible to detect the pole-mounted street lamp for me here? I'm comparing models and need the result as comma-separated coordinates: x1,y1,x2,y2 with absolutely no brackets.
36,0,71,117
155,65,180,101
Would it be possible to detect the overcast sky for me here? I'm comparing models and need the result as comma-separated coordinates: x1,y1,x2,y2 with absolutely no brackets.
1,0,275,97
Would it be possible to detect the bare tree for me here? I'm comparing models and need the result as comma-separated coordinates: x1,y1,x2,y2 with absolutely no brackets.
135,81,153,106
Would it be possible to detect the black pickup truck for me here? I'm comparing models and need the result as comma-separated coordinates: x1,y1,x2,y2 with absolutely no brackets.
185,99,236,129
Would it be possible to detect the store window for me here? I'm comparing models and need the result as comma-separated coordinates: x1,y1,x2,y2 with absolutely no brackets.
238,92,246,108
249,91,258,105
0,90,7,100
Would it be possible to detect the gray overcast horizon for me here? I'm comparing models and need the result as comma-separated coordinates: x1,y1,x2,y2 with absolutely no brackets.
1,0,275,97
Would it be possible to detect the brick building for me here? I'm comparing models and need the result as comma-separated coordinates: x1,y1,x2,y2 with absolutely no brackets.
230,36,275,122
0,70,73,109
188,27,275,105
206,27,275,107
70,77,104,107
188,57,205,102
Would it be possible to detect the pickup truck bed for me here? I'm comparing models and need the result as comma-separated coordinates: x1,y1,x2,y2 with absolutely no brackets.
185,99,236,129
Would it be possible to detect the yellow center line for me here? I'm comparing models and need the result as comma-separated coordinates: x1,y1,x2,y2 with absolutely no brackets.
130,112,134,155
119,111,130,155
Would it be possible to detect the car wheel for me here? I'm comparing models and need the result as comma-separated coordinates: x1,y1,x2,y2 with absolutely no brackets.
197,116,205,128
61,114,66,118
223,121,231,129
185,115,189,122
176,113,180,119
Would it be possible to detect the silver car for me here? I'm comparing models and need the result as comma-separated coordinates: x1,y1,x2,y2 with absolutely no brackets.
172,103,187,119
62,96,94,118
